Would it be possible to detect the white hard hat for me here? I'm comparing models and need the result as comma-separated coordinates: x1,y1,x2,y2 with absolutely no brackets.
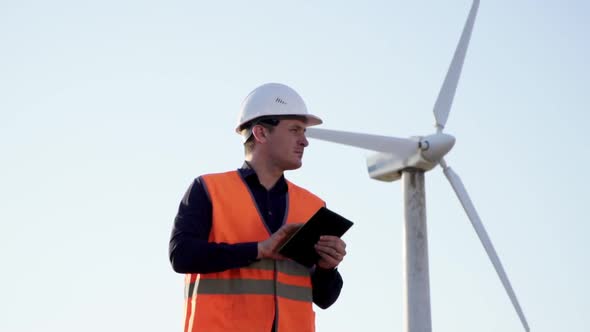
236,83,323,135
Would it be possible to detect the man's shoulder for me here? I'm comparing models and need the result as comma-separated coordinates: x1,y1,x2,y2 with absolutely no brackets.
199,170,239,180
197,170,244,189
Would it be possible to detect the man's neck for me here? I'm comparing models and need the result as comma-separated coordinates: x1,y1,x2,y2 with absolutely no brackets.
245,158,283,190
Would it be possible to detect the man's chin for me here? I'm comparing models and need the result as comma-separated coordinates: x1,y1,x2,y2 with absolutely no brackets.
284,160,303,171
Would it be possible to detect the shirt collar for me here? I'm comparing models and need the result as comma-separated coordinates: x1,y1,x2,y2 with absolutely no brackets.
239,161,288,193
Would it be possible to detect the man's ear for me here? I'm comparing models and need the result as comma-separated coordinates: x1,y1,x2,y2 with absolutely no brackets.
251,125,267,143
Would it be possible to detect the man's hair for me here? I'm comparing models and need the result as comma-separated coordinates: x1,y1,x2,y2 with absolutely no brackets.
242,115,308,154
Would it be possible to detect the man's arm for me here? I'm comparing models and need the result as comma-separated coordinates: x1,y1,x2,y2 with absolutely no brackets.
311,234,347,308
169,177,258,274
311,268,343,309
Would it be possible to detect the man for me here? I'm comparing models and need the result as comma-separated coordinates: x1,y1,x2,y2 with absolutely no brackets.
169,83,347,332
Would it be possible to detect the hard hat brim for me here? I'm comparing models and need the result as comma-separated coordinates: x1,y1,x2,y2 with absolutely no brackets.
238,113,323,143
235,113,323,133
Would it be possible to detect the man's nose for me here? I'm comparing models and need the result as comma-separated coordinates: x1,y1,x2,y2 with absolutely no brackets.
300,134,309,147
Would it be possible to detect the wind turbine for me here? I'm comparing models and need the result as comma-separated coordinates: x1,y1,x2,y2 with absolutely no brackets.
306,1,530,331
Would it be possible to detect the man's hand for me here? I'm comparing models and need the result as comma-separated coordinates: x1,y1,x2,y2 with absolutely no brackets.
257,223,302,260
315,236,347,270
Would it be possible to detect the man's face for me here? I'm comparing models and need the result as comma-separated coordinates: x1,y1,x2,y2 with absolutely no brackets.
265,119,309,171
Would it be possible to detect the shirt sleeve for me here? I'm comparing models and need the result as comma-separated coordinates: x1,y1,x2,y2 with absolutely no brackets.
311,267,343,309
169,177,259,274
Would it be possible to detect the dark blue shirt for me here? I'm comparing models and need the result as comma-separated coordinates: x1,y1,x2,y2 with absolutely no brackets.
169,162,343,309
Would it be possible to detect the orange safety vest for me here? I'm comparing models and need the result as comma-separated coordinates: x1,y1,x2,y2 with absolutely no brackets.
183,170,325,332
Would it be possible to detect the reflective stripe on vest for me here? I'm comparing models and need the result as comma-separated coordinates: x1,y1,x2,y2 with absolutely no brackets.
186,259,313,302
183,170,324,332
188,278,313,302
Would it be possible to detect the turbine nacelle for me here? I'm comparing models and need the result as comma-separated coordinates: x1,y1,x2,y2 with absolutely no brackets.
367,133,456,182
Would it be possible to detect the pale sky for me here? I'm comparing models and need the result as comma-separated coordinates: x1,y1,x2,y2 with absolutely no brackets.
1,1,589,331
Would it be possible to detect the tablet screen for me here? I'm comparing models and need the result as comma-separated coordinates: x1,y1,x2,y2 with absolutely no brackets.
278,207,353,268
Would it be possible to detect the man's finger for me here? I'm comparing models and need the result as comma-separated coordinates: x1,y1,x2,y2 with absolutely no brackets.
316,239,346,252
315,244,343,259
317,250,342,269
317,250,339,263
279,223,302,236
317,236,346,247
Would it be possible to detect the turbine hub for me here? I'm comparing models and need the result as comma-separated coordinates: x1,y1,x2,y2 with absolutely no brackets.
419,133,456,163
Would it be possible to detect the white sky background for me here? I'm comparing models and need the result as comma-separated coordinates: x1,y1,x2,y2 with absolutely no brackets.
1,1,589,331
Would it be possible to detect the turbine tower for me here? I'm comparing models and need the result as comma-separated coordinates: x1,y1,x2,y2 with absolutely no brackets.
306,1,529,331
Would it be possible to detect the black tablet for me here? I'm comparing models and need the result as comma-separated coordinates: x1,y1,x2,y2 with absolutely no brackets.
278,207,353,268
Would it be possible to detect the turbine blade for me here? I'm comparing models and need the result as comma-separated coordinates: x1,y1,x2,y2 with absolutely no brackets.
443,166,530,332
433,0,480,131
306,128,418,160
